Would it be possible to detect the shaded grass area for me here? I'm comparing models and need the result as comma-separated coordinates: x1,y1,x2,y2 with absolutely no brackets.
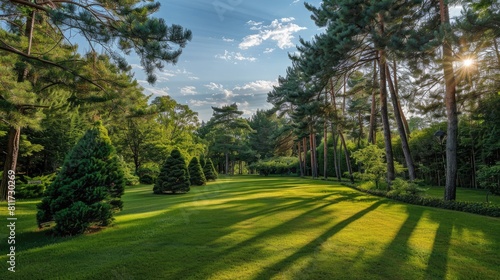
424,186,500,205
1,176,499,279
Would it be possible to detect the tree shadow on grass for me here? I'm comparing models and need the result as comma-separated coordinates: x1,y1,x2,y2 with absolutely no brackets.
249,200,385,280
362,206,426,279
424,212,454,280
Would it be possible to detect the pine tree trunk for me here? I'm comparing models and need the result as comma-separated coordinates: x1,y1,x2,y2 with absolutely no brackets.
324,121,328,179
1,127,21,200
440,0,458,201
298,142,304,176
339,130,354,183
378,14,395,187
368,60,378,145
303,137,308,176
309,133,315,178
386,64,416,181
379,50,395,186
225,152,229,175
331,123,341,181
393,60,411,138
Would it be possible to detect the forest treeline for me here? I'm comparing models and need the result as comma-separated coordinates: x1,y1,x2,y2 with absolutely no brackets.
1,1,500,202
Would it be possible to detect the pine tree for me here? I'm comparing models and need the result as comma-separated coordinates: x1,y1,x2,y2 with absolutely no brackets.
188,157,207,186
204,158,218,181
36,121,125,236
154,148,190,194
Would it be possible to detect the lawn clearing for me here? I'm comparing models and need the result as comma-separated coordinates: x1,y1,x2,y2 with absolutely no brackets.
1,176,499,279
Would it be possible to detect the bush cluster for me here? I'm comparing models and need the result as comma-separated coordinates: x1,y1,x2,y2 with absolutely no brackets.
250,157,299,176
346,182,500,217
15,173,56,199
137,165,160,184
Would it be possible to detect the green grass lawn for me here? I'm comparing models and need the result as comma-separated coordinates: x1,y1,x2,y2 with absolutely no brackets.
423,186,500,205
1,176,499,279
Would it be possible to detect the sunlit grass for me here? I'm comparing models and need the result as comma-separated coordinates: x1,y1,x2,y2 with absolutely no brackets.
1,176,499,279
424,186,500,204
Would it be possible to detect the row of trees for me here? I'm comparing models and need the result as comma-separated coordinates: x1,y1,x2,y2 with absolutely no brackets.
153,149,217,194
263,0,500,199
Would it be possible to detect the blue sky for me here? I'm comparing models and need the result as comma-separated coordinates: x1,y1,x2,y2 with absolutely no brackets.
130,0,322,121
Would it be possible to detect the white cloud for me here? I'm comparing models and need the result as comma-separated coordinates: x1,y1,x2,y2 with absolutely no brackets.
205,82,234,98
215,50,257,62
130,64,144,70
180,86,197,95
291,0,301,4
189,76,200,80
247,20,263,26
189,99,217,107
234,80,277,92
239,18,307,50
143,86,170,96
222,36,235,42
205,82,224,91
264,48,275,54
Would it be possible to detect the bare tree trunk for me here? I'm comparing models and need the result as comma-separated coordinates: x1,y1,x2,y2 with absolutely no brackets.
339,130,354,183
378,14,395,188
386,64,416,181
368,60,378,145
225,152,229,175
331,124,341,181
303,137,308,176
324,121,328,179
393,60,411,138
1,127,21,200
379,51,395,186
298,142,304,177
440,0,458,201
1,11,36,201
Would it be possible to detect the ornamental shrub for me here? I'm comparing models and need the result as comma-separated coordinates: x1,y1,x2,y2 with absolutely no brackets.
203,158,218,181
188,157,207,186
154,148,190,194
36,121,125,236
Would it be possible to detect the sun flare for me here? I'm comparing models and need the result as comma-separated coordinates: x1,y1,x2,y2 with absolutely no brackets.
462,58,474,67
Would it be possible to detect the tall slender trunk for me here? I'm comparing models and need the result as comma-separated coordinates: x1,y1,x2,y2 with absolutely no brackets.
303,137,308,176
331,124,341,181
225,152,229,175
368,60,378,145
440,0,458,201
298,142,304,176
1,127,21,200
386,64,416,181
379,50,395,185
393,60,411,138
378,14,395,188
339,130,354,183
324,121,328,179
1,11,36,201
323,89,328,179
309,133,315,178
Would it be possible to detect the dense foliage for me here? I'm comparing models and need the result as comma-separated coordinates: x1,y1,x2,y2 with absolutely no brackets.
153,149,190,194
203,158,218,181
36,122,125,236
188,157,207,186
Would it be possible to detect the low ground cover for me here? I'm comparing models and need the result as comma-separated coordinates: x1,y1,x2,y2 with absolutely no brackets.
1,176,499,279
